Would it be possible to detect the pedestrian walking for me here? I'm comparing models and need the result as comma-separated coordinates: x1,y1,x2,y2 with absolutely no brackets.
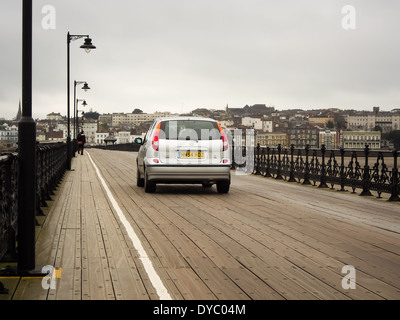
77,130,86,155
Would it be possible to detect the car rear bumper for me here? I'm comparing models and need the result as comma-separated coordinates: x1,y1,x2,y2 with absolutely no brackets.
145,164,231,184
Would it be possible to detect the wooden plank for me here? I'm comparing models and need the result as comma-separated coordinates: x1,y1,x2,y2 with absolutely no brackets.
35,177,73,267
12,278,47,300
93,202,149,299
0,277,19,300
51,228,80,300
80,162,113,300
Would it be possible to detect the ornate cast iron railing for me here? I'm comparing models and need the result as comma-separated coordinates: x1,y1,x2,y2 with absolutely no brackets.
0,153,18,263
234,144,399,202
0,143,67,263
91,141,399,201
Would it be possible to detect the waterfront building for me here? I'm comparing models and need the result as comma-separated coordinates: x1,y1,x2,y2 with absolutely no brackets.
342,131,381,149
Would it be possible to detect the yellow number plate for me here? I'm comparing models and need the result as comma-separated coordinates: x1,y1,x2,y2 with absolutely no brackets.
178,151,205,159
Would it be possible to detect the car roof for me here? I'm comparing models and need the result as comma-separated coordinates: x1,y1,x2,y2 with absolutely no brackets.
154,116,217,122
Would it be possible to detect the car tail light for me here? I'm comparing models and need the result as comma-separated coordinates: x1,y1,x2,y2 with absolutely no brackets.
217,123,229,151
152,122,162,151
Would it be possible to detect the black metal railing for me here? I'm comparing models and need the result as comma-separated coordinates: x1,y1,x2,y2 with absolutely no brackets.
235,144,399,201
0,152,18,263
0,143,67,263
89,141,399,201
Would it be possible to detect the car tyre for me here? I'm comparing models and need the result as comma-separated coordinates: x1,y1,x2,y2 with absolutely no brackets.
136,165,144,187
217,180,230,194
144,169,156,193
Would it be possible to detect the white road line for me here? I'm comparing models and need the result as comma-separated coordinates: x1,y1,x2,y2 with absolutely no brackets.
87,152,172,300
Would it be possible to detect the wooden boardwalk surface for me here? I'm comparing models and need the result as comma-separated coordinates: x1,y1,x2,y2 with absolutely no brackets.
1,149,400,300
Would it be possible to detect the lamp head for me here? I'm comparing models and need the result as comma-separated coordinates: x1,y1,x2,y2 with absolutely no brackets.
82,82,90,91
80,37,96,53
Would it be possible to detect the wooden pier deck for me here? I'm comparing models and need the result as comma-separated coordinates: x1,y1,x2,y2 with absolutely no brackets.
1,149,400,300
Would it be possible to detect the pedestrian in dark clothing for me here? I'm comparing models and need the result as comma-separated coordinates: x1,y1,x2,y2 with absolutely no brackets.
77,131,86,155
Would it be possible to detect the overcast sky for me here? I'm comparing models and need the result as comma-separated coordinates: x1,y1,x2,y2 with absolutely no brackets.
1,0,399,120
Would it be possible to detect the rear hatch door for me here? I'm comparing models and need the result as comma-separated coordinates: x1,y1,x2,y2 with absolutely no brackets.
158,119,223,165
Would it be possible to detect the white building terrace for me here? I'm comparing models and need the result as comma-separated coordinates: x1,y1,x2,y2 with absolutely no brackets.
0,123,18,146
344,107,400,133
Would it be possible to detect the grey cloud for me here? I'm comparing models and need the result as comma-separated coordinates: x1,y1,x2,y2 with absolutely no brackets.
1,0,399,120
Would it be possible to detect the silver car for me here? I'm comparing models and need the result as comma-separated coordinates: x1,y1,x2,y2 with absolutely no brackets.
135,117,231,193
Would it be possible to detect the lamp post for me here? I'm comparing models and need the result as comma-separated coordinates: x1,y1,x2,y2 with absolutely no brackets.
17,0,36,271
67,32,96,170
73,81,90,139
76,99,87,133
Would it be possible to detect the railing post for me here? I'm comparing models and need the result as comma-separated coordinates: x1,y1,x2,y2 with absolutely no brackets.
318,144,328,188
254,143,261,175
275,144,283,180
389,150,400,201
288,144,296,182
264,147,271,178
360,144,372,196
303,145,311,185
231,139,235,170
338,148,347,192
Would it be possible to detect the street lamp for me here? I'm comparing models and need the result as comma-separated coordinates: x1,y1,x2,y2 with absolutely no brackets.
67,32,96,170
76,99,87,133
82,82,90,91
81,37,96,53
73,81,90,140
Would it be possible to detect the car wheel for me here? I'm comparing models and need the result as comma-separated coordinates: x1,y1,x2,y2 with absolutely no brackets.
217,180,230,194
136,165,144,187
144,169,156,193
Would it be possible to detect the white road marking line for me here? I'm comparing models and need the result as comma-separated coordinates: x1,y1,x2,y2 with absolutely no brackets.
87,152,172,300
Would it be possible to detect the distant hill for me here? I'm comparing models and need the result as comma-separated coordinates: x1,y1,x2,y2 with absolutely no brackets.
227,104,275,116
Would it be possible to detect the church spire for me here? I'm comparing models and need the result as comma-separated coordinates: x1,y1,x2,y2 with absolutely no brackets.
15,100,22,121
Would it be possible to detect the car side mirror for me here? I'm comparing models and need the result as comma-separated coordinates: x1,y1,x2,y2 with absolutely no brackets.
134,137,143,145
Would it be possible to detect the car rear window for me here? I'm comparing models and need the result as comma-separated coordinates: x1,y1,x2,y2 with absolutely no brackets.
159,120,222,140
